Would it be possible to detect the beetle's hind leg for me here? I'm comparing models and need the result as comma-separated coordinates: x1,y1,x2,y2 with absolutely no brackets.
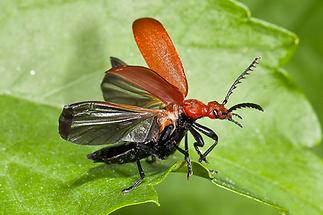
122,160,145,193
87,144,149,193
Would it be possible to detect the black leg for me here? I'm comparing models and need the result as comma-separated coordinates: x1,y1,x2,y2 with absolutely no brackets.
175,133,193,179
122,160,145,193
192,122,218,162
189,127,208,163
184,133,193,178
145,155,156,164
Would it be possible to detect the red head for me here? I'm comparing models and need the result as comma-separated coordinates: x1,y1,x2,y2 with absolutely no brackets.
183,57,263,127
206,101,232,120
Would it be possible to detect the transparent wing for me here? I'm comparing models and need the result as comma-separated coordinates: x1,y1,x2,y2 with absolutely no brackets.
58,101,160,145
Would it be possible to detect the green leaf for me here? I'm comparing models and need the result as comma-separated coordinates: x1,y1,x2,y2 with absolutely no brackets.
0,0,322,214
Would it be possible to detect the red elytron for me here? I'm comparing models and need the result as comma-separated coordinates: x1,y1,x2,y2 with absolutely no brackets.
59,18,263,192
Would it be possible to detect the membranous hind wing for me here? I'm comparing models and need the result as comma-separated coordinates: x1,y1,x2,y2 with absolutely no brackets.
59,101,160,145
110,56,127,68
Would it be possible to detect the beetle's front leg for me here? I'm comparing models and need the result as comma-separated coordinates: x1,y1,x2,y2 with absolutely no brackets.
189,127,208,163
192,122,218,162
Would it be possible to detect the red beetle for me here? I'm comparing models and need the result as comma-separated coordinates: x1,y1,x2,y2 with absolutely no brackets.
59,18,263,192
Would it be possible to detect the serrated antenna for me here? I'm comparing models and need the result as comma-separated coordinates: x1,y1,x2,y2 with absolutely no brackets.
222,57,261,105
228,102,264,112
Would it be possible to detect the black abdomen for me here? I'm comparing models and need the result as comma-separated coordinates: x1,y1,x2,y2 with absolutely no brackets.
87,143,152,164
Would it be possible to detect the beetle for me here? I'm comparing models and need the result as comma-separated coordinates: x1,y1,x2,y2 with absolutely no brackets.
59,17,263,193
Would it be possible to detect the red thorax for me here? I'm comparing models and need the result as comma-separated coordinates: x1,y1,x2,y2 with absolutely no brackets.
183,99,231,120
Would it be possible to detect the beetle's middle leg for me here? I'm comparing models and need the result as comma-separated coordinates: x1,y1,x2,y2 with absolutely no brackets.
176,133,193,178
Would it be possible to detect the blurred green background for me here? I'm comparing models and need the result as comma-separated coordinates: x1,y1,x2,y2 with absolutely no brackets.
114,0,323,214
